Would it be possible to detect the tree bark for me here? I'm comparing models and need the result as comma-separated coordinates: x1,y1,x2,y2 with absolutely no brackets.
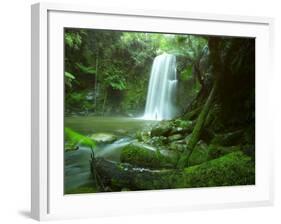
102,91,107,116
177,37,222,169
94,52,99,108
177,82,217,168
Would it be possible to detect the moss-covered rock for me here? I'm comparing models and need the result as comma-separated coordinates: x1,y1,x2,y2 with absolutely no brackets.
168,134,184,142
169,140,187,152
65,143,79,152
135,131,150,142
150,121,172,137
120,142,178,168
208,144,241,160
174,119,193,129
94,151,255,190
148,136,168,146
172,119,194,134
179,151,255,188
188,141,209,166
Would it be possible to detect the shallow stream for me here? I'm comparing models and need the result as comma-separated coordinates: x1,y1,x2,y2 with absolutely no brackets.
64,116,157,193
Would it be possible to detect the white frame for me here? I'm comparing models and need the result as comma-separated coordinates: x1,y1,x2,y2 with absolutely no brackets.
31,2,274,221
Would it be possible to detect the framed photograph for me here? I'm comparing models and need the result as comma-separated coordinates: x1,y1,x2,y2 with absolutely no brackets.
31,2,274,221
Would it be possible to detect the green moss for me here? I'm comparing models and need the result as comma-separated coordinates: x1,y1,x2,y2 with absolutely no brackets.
188,141,209,166
174,119,193,129
120,142,177,168
208,144,241,159
101,151,254,190
150,121,173,137
181,151,255,188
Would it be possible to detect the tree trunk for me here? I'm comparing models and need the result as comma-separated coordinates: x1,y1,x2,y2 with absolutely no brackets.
102,91,107,116
177,82,217,168
177,37,222,169
94,53,99,108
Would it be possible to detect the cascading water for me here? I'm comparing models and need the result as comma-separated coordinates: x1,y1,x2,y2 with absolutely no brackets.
143,53,177,120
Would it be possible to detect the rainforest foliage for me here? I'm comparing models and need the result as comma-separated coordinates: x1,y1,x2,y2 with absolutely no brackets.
64,29,206,116
64,28,255,193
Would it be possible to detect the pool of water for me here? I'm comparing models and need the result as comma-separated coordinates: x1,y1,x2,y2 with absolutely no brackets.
65,116,157,136
64,116,158,194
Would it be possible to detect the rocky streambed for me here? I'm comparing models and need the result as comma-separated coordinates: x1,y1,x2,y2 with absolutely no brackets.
65,116,255,194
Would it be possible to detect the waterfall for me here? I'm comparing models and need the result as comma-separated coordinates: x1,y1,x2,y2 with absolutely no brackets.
143,53,177,120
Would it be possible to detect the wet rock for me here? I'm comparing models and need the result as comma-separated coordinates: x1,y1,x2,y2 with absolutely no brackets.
94,151,255,190
65,143,79,152
150,121,172,137
159,149,179,161
168,134,184,142
149,136,168,146
173,139,186,144
171,127,183,133
184,134,192,144
90,133,117,143
169,142,187,152
136,131,150,142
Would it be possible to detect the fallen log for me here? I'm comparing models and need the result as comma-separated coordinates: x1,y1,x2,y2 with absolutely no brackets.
91,151,254,191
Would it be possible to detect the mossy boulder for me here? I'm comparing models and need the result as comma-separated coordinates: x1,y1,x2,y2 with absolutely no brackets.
90,133,117,144
145,136,168,147
169,140,187,152
150,121,172,137
179,151,255,188
120,142,178,168
174,119,193,128
135,131,150,142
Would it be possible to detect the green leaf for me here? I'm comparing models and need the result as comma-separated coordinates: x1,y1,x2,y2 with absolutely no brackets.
64,71,75,80
65,127,96,148
76,63,96,75
105,74,126,90
65,33,73,48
